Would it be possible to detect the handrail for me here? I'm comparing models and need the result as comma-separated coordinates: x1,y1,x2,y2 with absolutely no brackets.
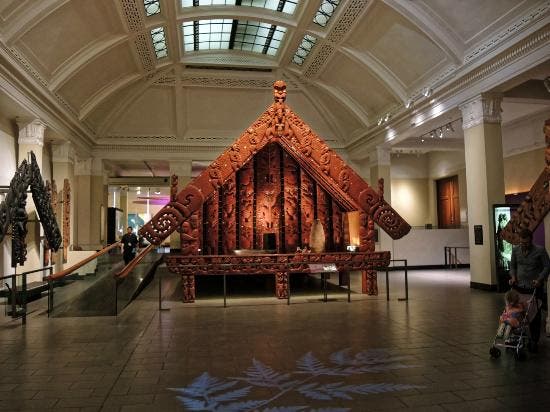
46,243,120,281
0,266,54,281
115,244,155,279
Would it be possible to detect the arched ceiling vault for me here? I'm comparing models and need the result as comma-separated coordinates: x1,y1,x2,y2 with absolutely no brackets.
0,0,547,173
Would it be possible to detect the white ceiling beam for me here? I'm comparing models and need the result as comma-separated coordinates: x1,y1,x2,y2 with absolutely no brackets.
96,65,175,136
314,81,371,128
79,73,142,121
340,46,408,103
49,35,129,91
2,0,71,45
382,0,464,65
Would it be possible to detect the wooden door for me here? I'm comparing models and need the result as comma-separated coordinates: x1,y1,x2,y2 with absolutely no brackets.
437,175,460,228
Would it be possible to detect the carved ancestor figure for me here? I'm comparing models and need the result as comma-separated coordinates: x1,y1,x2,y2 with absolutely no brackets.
63,179,70,263
0,152,61,267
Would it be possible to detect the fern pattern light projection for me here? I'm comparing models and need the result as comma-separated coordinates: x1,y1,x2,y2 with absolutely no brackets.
169,348,423,411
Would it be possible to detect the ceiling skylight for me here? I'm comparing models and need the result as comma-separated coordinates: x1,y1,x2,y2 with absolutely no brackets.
181,0,298,15
144,0,161,16
151,27,168,59
313,0,340,27
182,19,286,56
292,34,316,66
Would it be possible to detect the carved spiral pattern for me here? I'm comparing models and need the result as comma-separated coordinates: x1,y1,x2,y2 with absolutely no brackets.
141,204,184,245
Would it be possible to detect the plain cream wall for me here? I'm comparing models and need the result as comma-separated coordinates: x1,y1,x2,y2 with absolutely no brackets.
0,129,17,279
503,148,544,194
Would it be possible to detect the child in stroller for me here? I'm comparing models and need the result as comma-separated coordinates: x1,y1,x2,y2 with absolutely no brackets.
490,288,538,360
497,289,524,341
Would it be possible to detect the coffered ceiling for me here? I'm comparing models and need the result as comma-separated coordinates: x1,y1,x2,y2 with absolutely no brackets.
0,0,548,175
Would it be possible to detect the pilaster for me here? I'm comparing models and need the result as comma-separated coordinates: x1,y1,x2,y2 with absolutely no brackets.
459,93,505,289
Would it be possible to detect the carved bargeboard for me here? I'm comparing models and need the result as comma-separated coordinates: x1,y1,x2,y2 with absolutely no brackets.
501,119,550,244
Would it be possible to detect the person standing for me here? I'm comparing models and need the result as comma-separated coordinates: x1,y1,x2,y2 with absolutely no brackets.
509,228,550,351
121,226,138,265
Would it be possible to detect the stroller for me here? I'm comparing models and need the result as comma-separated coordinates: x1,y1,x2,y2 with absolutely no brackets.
490,288,540,360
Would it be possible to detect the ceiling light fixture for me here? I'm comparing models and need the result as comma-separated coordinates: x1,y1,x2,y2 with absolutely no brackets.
423,87,432,97
420,120,458,143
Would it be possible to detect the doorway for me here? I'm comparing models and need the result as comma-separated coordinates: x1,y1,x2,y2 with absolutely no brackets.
437,175,460,228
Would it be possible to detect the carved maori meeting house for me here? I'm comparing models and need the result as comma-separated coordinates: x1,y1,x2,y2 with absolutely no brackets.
139,81,411,302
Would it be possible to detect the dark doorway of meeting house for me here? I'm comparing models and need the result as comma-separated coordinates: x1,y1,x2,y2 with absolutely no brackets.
437,175,460,228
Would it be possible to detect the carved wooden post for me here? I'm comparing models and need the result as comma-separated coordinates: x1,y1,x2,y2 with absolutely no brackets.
62,178,70,263
275,271,288,299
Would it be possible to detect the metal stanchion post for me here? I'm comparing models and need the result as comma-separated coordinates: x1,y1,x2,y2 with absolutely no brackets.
386,269,390,301
287,274,291,306
22,272,27,325
223,275,227,308
347,271,351,303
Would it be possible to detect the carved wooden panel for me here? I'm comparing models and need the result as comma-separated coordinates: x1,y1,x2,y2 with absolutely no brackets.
300,172,314,248
63,178,70,263
221,176,237,254
317,185,332,251
283,152,299,252
255,144,282,250
501,119,550,244
180,210,201,255
332,200,343,252
166,251,391,276
238,161,254,250
203,192,219,255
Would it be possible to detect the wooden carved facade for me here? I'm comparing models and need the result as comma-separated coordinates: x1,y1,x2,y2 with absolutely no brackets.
140,81,411,301
184,143,355,256
501,119,550,244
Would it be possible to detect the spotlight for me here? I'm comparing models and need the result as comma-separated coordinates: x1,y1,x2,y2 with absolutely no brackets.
377,117,384,126
405,99,413,109
421,138,425,143
429,131,435,139
423,87,432,97
437,128,443,138
384,113,391,122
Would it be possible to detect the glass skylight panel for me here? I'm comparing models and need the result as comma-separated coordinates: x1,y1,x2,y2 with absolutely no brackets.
292,34,316,65
313,0,340,27
182,19,286,55
181,0,299,15
151,27,168,58
144,0,161,16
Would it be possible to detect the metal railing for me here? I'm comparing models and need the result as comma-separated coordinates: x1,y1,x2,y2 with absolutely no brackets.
444,246,469,268
1,266,53,325
374,259,409,302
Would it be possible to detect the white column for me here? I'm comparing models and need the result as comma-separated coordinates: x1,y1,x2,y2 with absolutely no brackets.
459,94,505,289
74,157,105,250
16,118,46,281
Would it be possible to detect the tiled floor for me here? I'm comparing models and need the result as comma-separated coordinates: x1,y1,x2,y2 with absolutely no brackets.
1,267,549,411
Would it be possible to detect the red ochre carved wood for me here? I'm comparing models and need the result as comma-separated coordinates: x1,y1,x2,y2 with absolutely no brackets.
140,80,410,246
300,171,315,247
501,119,550,244
256,144,282,249
140,81,410,299
62,178,70,263
204,192,219,255
166,251,390,277
222,176,237,254
238,162,254,250
283,152,300,252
